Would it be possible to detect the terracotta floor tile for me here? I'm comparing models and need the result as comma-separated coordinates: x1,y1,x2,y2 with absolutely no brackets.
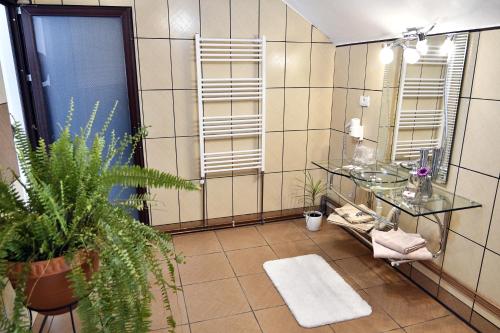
313,234,371,260
215,226,267,251
364,281,449,327
293,218,346,239
327,261,363,290
270,239,329,260
404,315,475,333
150,324,190,333
238,272,285,310
226,246,278,276
178,252,234,285
358,255,406,284
183,278,250,322
330,290,399,333
150,287,188,330
255,305,334,333
256,221,308,244
190,312,261,333
335,257,386,289
173,231,222,257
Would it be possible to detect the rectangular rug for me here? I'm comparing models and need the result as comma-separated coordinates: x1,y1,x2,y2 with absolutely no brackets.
263,254,372,328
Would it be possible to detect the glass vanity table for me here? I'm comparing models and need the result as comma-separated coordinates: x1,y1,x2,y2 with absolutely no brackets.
313,159,481,265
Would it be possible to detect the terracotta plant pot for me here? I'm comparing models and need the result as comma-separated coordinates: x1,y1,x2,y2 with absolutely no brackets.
7,251,98,315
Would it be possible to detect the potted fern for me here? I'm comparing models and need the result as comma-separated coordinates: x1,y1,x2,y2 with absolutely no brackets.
301,171,327,231
0,102,198,333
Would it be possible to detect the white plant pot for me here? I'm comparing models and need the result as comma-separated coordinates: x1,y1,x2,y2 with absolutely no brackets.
305,211,323,231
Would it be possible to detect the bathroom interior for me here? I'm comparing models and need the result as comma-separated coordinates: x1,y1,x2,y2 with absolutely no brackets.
0,0,499,332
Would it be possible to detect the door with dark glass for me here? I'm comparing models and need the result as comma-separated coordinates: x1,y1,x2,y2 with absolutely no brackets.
20,5,146,223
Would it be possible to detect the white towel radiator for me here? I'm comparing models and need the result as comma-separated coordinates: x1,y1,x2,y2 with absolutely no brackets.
195,34,266,226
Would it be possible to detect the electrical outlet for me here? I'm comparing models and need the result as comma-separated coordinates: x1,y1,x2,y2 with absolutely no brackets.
359,95,370,107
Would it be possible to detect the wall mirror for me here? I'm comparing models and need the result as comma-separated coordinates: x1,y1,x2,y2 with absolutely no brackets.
376,32,469,184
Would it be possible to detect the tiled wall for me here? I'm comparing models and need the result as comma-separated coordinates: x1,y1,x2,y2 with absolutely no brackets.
333,32,500,330
31,0,336,227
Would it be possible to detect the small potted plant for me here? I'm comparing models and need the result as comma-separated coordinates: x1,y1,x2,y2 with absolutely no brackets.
300,171,327,231
0,101,198,333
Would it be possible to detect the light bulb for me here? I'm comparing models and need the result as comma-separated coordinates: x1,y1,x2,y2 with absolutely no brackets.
416,39,428,55
379,45,394,64
440,36,454,55
404,47,420,64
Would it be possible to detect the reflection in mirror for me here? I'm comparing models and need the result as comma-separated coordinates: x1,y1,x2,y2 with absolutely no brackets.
376,32,469,184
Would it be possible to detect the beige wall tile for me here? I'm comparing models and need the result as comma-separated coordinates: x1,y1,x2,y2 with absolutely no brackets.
169,0,200,38
461,32,479,98
36,0,62,3
265,132,283,173
150,187,180,225
231,0,259,38
442,232,483,290
170,40,196,89
345,89,363,123
310,44,335,87
63,0,98,4
285,8,311,42
417,217,443,266
266,89,284,131
179,186,203,222
285,43,311,88
207,177,232,219
284,88,309,130
306,129,330,168
135,0,169,38
451,169,497,245
365,42,385,91
331,88,347,131
173,90,198,137
334,46,349,87
486,182,500,253
460,99,500,177
266,42,285,88
263,173,282,212
138,39,172,90
450,98,469,166
142,90,175,138
176,136,200,180
312,26,330,43
233,175,258,215
283,131,307,171
260,0,286,41
477,250,500,306
471,30,500,99
146,138,177,175
348,44,367,89
329,130,344,161
282,171,305,209
308,88,332,130
362,90,381,141
100,0,133,5
200,0,230,38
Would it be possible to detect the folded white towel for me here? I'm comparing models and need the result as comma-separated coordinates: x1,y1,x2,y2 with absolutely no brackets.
327,214,374,233
334,204,375,224
375,229,427,254
371,230,432,261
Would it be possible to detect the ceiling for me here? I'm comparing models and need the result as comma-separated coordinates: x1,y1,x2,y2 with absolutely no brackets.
284,0,500,45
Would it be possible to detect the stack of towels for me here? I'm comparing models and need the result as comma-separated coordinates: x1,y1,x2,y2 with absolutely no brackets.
327,204,375,233
371,229,432,260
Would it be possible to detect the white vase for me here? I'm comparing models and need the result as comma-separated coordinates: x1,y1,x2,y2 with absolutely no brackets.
305,211,323,231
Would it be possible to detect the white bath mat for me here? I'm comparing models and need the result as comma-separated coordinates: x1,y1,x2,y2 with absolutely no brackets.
263,254,372,328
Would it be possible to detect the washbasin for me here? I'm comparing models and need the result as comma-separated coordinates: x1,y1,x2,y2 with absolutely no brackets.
349,164,408,191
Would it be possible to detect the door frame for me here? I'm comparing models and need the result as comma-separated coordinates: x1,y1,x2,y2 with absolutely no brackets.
16,5,149,224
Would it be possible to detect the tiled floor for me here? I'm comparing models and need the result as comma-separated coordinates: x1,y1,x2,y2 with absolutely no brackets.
34,219,476,333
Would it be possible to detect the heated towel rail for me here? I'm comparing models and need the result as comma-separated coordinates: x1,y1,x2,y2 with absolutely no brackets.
195,34,266,226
